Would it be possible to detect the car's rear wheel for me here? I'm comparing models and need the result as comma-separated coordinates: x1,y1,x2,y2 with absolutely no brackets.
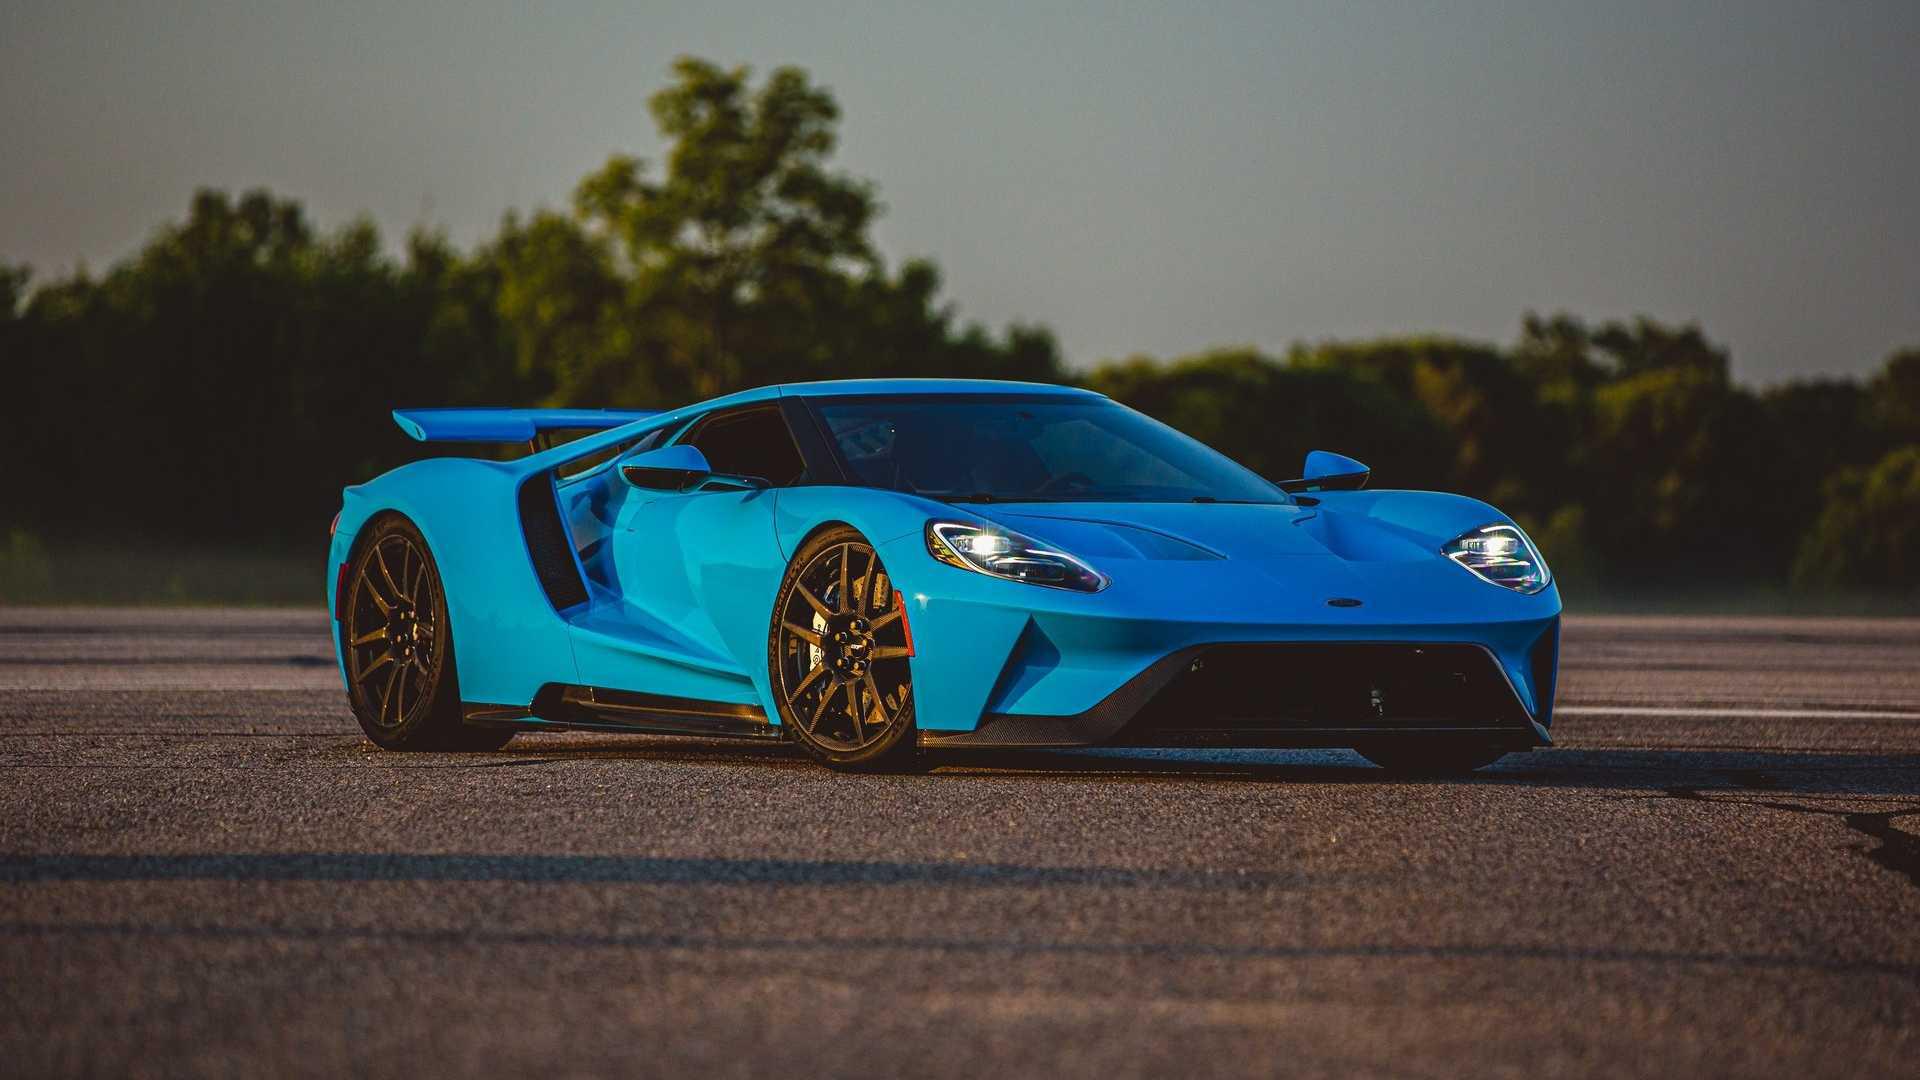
342,515,513,751
1355,738,1506,776
768,527,918,771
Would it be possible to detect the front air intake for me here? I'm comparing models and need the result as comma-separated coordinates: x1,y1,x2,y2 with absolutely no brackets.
517,473,589,611
1528,618,1560,727
1112,643,1534,745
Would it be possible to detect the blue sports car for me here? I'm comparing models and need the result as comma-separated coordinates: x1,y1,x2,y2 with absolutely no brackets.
328,379,1560,773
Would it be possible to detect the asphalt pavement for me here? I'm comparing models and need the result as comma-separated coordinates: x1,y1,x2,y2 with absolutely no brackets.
2,608,1916,1077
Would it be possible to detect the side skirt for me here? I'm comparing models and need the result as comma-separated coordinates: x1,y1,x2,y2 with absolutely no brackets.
463,686,783,742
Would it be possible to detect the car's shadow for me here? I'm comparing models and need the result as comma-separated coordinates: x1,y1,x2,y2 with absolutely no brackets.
445,735,1920,798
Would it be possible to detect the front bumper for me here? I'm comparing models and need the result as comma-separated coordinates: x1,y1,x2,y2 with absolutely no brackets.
877,530,1562,747
919,636,1556,750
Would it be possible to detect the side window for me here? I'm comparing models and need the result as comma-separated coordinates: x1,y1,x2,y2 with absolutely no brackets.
682,408,807,487
557,426,668,481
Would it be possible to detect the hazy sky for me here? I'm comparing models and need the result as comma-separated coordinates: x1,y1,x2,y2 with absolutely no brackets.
3,1,1916,383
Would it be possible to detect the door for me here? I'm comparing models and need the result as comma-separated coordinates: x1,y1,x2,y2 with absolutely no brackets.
567,404,811,704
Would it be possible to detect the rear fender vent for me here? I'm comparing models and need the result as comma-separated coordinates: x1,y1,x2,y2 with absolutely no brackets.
518,473,589,611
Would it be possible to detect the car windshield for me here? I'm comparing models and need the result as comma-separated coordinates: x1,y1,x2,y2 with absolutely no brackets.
813,395,1289,504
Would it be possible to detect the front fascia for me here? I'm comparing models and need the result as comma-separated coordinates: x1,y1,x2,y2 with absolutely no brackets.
880,534,1561,732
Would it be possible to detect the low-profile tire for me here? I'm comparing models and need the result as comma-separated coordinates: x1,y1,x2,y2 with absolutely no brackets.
1355,738,1506,776
768,526,919,772
341,514,514,752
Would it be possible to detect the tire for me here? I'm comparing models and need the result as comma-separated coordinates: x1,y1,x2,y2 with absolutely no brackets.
1355,738,1506,776
767,526,919,771
341,514,514,752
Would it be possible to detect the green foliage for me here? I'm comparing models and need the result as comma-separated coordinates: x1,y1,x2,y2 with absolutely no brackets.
2,58,1058,545
0,55,1911,596
1794,446,1920,588
1083,317,1908,589
1870,349,1920,445
0,528,55,602
1084,348,1449,484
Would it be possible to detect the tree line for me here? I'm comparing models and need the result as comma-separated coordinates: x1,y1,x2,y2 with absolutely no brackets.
3,58,1916,591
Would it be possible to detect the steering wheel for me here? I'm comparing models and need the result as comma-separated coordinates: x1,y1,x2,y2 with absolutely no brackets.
1036,471,1096,494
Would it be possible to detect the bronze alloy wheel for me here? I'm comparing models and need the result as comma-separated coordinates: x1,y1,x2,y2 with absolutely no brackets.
770,527,917,769
343,515,512,751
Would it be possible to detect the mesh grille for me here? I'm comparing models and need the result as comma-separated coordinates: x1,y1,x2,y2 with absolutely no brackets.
518,474,588,610
1116,643,1532,741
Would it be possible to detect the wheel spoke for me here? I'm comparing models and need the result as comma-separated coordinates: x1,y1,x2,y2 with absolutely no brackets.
792,583,833,621
790,662,828,699
807,687,832,733
782,621,824,647
837,544,852,612
358,571,391,616
355,650,396,683
373,543,403,604
870,645,911,661
862,672,891,729
858,550,877,615
378,663,401,722
846,681,864,743
349,626,388,647
866,608,901,633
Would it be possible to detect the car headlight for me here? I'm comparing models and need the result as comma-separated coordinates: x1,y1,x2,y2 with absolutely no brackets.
1442,523,1551,593
925,521,1109,592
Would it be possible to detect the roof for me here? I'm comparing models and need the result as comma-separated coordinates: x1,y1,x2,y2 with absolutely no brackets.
508,379,1104,476
774,378,1101,399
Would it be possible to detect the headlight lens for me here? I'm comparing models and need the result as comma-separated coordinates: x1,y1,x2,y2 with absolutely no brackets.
925,521,1108,592
1442,523,1551,593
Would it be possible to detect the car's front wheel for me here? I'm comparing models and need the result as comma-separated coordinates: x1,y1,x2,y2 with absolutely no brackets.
341,514,514,751
767,526,918,771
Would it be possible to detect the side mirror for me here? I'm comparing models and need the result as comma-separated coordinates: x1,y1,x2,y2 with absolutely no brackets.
620,444,714,491
1277,450,1370,493
619,444,767,492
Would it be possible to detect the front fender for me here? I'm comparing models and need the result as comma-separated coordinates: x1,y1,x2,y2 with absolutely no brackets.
768,487,1032,730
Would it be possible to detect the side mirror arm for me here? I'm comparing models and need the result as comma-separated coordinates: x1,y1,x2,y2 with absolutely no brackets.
1275,472,1368,494
692,474,769,493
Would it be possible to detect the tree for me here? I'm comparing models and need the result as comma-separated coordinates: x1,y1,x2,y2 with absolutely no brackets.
1794,447,1920,588
1870,348,1920,447
3,53,1914,590
1084,348,1451,485
1288,336,1564,514
556,57,1058,405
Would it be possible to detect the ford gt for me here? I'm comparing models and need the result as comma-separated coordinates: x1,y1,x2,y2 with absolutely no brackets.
328,380,1560,773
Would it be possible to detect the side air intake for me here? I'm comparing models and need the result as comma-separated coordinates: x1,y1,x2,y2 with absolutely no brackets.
1528,618,1560,727
517,473,589,611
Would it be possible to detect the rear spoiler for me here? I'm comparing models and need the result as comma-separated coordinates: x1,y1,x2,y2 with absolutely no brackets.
392,408,660,447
